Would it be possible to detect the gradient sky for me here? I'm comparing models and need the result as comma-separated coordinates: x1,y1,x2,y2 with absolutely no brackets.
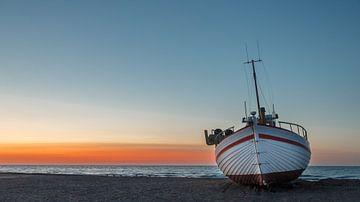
0,0,359,165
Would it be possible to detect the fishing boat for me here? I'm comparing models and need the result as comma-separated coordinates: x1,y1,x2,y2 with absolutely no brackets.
204,58,311,186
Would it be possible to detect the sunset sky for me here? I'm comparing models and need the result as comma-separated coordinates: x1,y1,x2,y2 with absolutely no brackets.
0,0,359,165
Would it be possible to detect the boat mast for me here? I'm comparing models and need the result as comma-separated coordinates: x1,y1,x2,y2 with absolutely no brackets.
244,59,263,121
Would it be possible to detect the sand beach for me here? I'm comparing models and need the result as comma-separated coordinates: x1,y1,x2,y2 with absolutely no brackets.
0,173,359,201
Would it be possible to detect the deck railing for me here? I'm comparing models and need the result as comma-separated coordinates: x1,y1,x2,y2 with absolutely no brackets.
278,121,308,140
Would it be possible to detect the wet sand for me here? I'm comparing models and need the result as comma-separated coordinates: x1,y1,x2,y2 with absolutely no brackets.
0,173,359,201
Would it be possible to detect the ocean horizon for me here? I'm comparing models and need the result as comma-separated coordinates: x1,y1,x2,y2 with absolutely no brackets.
0,165,359,181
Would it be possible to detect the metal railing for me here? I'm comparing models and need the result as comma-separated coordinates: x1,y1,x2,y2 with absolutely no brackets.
278,121,308,140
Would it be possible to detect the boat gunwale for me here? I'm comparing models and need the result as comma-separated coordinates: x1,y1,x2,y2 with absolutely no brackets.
258,123,309,141
221,123,308,142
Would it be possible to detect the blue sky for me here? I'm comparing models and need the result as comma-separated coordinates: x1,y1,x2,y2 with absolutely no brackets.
0,0,359,164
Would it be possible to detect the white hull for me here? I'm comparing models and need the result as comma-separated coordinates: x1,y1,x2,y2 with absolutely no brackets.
215,124,311,186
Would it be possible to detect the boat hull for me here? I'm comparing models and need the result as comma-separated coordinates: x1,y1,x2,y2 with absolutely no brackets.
215,124,311,186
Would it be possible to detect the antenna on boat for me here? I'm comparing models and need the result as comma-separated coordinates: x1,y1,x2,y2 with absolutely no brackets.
272,104,276,118
256,40,261,61
245,43,249,62
244,101,248,120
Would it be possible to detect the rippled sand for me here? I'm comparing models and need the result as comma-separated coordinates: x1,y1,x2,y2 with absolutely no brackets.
0,173,359,201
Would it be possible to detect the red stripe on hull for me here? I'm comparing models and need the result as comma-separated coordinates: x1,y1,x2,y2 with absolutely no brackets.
216,133,309,160
216,135,254,159
259,133,310,152
228,169,304,186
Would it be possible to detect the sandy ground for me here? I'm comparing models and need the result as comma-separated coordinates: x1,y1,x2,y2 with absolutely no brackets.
0,173,359,201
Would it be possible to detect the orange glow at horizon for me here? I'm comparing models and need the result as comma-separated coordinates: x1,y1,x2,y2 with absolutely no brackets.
0,143,215,165
1,143,359,166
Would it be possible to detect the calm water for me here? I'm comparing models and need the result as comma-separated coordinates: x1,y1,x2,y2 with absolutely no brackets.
0,165,359,181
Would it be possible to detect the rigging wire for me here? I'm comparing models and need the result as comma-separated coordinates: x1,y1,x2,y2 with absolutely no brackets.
258,83,271,112
245,43,249,62
256,40,261,61
260,60,275,109
243,63,252,113
257,41,274,110
243,42,277,115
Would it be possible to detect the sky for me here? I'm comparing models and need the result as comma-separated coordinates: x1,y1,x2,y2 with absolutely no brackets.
0,0,359,165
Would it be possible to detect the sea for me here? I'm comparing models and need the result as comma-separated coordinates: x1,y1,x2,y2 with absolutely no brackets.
0,165,359,181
